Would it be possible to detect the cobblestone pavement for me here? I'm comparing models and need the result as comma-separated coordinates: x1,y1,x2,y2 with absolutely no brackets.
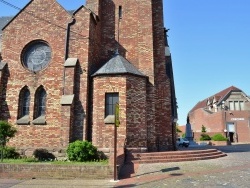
1,144,250,188
115,143,250,188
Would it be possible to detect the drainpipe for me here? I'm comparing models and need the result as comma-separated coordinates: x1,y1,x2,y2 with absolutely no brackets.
63,17,76,95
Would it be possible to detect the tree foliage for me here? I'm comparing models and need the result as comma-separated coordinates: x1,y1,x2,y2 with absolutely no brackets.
201,125,207,133
0,121,17,162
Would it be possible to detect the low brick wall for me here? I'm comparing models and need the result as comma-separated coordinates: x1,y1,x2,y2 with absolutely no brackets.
0,164,113,179
210,141,231,146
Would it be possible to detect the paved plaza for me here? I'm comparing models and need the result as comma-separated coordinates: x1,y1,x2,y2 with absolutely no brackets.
1,144,250,188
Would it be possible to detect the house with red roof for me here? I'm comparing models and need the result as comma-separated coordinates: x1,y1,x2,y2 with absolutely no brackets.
189,86,250,143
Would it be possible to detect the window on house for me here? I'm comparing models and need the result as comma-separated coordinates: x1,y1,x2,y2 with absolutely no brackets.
229,101,234,111
228,100,244,111
234,101,239,111
105,93,119,117
17,86,30,125
33,86,47,125
239,101,244,111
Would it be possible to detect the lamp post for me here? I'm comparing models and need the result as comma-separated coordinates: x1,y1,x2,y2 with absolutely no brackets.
222,101,227,138
113,103,120,181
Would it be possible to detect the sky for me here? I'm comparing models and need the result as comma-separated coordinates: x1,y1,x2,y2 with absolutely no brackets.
1,0,250,126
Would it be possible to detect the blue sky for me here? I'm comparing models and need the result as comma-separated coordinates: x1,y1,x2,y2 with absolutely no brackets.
1,0,250,126
164,0,250,125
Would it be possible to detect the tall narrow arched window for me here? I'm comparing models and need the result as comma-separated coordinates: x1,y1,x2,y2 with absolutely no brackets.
17,86,30,125
33,86,47,125
38,89,46,116
22,89,31,116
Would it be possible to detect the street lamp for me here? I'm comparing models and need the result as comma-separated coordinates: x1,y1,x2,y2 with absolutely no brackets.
222,101,228,138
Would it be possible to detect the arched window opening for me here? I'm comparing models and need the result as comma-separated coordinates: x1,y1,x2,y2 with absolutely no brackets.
33,86,47,125
22,90,30,116
37,89,46,116
17,86,30,125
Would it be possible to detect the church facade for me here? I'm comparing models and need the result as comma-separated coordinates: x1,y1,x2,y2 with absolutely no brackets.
0,0,177,156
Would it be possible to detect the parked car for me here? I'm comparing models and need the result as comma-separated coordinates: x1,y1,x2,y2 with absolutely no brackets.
176,137,189,147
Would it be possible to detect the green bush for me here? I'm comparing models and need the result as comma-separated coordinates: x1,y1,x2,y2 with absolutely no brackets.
212,134,228,141
201,125,207,133
0,146,20,159
66,140,99,162
200,133,211,141
33,148,55,161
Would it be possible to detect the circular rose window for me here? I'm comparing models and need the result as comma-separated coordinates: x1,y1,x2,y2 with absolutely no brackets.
22,41,52,72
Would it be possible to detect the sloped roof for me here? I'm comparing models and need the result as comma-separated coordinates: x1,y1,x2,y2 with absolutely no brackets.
92,53,146,77
0,16,13,34
189,86,242,113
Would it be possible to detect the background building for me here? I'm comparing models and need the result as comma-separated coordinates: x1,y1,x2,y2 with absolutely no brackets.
0,0,177,157
189,86,250,143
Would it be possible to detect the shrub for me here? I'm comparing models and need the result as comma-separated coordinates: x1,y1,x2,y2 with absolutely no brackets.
0,121,17,161
200,133,211,141
67,140,99,162
33,148,55,161
201,125,207,133
212,134,228,141
0,146,20,159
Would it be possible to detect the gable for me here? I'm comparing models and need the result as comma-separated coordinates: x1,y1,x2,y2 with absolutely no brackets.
2,0,72,33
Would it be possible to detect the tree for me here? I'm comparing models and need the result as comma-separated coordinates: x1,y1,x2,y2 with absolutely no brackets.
0,121,17,162
201,125,206,133
200,125,211,141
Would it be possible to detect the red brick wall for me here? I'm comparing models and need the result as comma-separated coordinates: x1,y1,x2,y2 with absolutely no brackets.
126,76,147,148
92,76,127,152
1,0,175,155
0,164,113,179
1,0,72,149
190,109,224,133
92,75,147,155
94,0,173,151
190,109,250,142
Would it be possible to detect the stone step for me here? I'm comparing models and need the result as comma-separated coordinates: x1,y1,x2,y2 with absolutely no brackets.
125,149,227,164
128,152,225,161
127,150,223,159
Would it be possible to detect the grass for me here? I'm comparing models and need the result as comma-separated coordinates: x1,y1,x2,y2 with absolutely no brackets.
0,158,109,165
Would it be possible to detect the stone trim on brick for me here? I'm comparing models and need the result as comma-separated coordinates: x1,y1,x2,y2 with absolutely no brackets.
32,115,46,125
104,115,115,124
16,115,30,125
0,61,6,70
64,58,78,67
60,95,74,105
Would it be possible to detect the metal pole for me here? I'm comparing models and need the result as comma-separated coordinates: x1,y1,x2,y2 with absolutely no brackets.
114,123,117,181
113,103,119,181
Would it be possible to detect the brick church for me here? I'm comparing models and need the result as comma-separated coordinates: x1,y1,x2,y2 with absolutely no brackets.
0,0,177,157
